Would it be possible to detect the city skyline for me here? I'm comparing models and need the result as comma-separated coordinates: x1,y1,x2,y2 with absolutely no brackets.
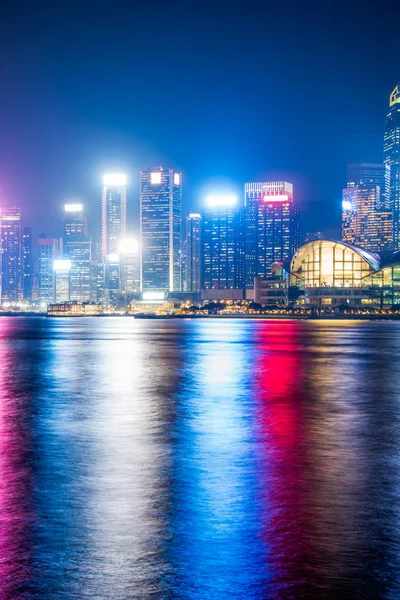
0,61,399,307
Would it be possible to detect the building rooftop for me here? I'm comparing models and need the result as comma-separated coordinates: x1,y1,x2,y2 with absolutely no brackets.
390,82,400,107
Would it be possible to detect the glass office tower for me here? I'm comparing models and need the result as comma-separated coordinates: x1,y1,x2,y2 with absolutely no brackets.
184,213,202,292
140,167,181,292
102,174,127,257
0,207,22,303
342,185,392,252
63,204,91,302
244,182,299,287
347,163,390,209
202,196,243,290
38,236,59,306
384,82,400,249
22,227,33,302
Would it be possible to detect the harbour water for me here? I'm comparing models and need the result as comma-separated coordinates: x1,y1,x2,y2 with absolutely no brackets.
1,317,400,599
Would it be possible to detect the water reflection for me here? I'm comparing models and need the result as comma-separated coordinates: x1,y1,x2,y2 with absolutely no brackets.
1,318,400,598
169,320,266,598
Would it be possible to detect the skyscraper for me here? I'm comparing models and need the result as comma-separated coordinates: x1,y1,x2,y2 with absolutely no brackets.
184,213,202,292
102,174,127,257
140,167,181,292
63,204,91,302
342,185,392,252
244,182,299,287
53,259,71,303
384,82,400,249
22,227,33,302
202,196,242,290
105,254,120,307
347,163,390,208
0,207,22,303
38,236,59,306
119,238,138,295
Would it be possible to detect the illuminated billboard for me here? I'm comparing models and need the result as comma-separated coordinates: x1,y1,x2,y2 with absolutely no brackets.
262,193,290,202
107,253,120,263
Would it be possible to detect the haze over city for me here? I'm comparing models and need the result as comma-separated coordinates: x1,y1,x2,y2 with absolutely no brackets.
1,0,399,240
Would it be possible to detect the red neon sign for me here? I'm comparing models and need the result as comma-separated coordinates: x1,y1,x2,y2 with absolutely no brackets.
263,194,290,202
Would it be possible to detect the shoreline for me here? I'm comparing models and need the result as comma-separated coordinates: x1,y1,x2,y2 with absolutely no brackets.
2,312,400,321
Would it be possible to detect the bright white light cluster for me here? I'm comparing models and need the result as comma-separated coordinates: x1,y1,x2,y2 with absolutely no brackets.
142,292,165,300
151,172,162,184
119,237,138,254
103,173,127,186
107,253,120,263
53,259,72,271
64,203,83,212
205,195,237,207
342,200,352,211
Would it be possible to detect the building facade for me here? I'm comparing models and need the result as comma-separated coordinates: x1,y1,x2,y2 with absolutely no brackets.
342,185,392,251
22,227,33,302
63,204,91,302
38,236,59,306
347,163,390,208
54,259,71,303
184,213,202,292
0,207,22,303
119,238,138,295
384,82,400,249
102,174,127,257
202,196,243,290
140,167,181,292
244,181,299,287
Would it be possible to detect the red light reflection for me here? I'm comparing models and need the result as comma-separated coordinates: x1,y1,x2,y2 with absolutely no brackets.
253,321,312,594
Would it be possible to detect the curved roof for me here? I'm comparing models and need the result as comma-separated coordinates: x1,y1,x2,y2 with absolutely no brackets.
291,240,381,275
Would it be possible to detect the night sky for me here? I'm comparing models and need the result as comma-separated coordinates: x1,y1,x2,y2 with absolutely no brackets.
1,0,400,243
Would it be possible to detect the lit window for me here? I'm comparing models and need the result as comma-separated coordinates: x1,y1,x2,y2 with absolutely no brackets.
151,172,161,184
174,173,180,185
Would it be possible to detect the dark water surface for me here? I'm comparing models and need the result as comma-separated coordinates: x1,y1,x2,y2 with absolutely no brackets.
1,317,400,599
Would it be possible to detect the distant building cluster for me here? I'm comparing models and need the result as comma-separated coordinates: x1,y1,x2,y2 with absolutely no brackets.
0,82,399,312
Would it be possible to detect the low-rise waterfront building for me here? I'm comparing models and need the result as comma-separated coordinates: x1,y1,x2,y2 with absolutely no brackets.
256,239,400,308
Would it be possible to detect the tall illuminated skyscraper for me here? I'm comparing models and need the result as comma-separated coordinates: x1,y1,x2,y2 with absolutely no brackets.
22,227,33,302
202,196,242,289
384,82,400,249
140,167,181,292
63,204,91,301
38,235,59,305
244,182,299,287
184,213,202,292
0,207,22,303
102,174,127,257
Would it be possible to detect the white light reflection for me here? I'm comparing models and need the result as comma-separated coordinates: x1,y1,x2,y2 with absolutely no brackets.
171,319,265,592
